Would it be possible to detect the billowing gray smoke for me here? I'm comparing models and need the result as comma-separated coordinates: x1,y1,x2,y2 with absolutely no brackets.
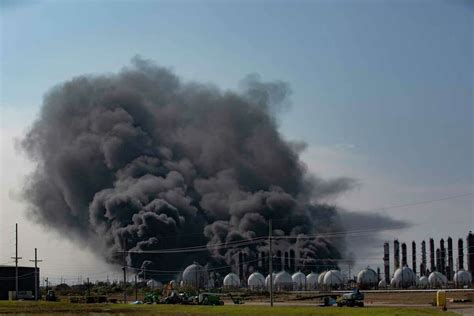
22,57,404,278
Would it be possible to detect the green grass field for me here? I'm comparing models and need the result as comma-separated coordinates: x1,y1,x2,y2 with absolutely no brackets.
0,301,458,315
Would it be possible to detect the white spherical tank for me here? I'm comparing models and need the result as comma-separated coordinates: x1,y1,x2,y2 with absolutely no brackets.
292,271,306,291
378,279,387,288
356,268,378,289
454,270,472,288
223,272,240,288
390,278,396,288
248,272,265,290
146,279,163,290
265,273,276,289
323,270,345,288
274,270,293,291
418,276,429,288
428,271,447,288
182,263,209,288
318,271,327,286
306,272,319,290
392,267,416,288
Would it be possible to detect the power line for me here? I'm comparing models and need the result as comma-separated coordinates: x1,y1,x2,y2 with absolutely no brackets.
120,225,407,255
355,192,474,213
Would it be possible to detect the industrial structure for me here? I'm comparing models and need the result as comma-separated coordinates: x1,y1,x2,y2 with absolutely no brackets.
0,266,39,300
135,231,474,293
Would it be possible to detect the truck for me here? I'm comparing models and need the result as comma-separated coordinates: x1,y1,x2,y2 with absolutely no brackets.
336,289,364,307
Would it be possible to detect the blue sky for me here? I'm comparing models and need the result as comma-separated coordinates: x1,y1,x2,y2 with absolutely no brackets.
0,0,472,280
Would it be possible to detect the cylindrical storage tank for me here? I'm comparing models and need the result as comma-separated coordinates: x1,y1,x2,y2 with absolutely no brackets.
356,268,378,289
306,272,319,290
292,271,306,291
378,279,387,288
146,279,163,290
419,276,429,289
274,270,293,291
265,273,276,289
182,263,209,289
453,270,472,288
223,272,240,288
392,267,416,288
248,272,265,290
323,270,345,289
428,271,447,288
318,271,327,289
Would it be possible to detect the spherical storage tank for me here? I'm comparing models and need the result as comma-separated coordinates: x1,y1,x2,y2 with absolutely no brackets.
248,272,265,290
454,270,472,288
306,272,319,290
378,279,387,288
428,271,447,288
265,273,276,289
274,270,293,291
182,263,209,288
223,272,240,288
318,271,327,286
390,278,396,288
392,267,416,288
146,279,163,290
292,271,306,291
418,276,429,288
323,270,345,288
356,268,378,289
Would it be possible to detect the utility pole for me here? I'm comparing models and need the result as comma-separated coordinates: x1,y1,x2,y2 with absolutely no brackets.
122,240,127,304
269,219,273,307
135,274,138,301
11,223,22,300
29,248,43,301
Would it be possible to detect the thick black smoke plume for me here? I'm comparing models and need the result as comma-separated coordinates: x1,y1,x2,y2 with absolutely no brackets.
22,57,404,279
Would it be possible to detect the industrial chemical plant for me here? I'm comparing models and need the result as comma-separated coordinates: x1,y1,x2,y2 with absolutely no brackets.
135,231,474,292
1,230,472,301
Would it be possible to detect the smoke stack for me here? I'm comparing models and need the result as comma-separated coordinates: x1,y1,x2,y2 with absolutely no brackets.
412,241,417,274
430,238,435,272
421,240,427,276
383,241,390,283
458,238,464,270
394,240,400,271
440,239,446,275
402,242,407,267
436,248,441,271
447,237,453,280
468,231,474,282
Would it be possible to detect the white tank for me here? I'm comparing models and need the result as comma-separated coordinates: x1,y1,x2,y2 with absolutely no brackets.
265,273,276,289
182,263,209,288
392,267,416,288
292,271,306,291
390,277,396,288
356,268,378,288
419,276,429,288
378,279,387,288
454,270,472,287
428,271,447,288
323,270,345,288
306,272,319,290
223,272,240,287
274,270,293,291
318,271,327,286
146,279,163,290
248,272,265,290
